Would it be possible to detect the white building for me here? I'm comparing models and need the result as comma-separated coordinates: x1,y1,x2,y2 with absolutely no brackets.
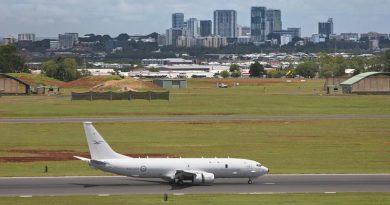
2,36,17,45
202,36,228,48
177,36,196,47
280,35,292,46
18,33,36,42
237,36,251,44
77,69,115,76
311,34,326,43
50,40,60,50
340,33,359,41
142,58,193,66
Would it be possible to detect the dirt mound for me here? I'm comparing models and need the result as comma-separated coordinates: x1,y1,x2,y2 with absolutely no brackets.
0,150,176,163
62,76,122,88
92,77,159,91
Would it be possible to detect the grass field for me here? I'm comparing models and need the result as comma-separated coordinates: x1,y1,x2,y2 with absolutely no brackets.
0,78,389,176
1,79,390,118
0,120,388,176
0,193,388,205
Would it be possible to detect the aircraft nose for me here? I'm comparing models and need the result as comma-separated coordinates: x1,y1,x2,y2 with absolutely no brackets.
262,166,269,174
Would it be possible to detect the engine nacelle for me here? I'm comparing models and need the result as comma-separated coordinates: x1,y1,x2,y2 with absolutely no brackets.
192,173,215,184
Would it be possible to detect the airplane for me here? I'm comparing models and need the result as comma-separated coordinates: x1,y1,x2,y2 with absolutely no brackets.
75,122,269,185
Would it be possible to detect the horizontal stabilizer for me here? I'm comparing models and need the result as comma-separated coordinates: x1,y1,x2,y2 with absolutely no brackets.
74,156,91,162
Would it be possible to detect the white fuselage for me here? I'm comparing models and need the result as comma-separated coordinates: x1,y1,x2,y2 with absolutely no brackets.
78,122,269,184
92,157,269,180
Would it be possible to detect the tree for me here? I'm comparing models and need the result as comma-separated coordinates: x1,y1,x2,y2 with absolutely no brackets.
220,70,230,78
42,58,80,82
148,67,160,72
231,71,241,78
295,61,318,78
0,45,26,73
383,49,390,72
249,61,264,77
268,70,284,78
116,33,130,41
229,64,240,72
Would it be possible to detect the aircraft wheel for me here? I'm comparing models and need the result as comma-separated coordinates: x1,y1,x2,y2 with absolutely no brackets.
177,179,184,185
248,179,253,184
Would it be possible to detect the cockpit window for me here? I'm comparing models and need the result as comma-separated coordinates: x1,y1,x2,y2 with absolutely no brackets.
256,164,261,167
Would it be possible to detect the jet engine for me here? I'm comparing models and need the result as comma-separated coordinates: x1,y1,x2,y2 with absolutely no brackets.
192,172,215,184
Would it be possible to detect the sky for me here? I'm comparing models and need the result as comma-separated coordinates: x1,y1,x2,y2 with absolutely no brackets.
0,0,389,38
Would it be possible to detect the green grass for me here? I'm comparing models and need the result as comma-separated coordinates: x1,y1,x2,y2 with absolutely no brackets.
1,79,390,117
7,73,62,85
0,193,388,205
0,120,389,176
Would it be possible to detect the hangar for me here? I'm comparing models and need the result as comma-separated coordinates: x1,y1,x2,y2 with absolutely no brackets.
340,72,390,94
0,73,31,95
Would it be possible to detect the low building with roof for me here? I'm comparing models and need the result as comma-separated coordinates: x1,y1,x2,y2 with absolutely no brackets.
0,73,31,95
340,72,390,94
153,79,187,89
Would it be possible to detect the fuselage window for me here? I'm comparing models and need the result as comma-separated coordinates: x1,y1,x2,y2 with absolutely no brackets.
225,164,228,168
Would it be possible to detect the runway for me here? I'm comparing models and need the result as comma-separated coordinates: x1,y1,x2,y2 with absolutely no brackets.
0,174,389,196
1,115,390,124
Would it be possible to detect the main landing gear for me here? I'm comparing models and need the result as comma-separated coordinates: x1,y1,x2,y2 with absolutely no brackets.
248,178,253,184
177,179,184,185
169,179,184,185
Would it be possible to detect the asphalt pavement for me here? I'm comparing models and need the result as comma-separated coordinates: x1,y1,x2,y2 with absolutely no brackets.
1,115,390,124
0,174,388,196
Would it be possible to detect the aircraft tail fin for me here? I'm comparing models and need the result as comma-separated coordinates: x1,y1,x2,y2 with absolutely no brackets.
83,122,128,160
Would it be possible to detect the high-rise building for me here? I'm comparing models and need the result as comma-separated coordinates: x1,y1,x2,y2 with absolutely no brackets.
18,33,36,42
58,34,74,49
65,33,79,44
318,18,334,37
267,9,282,34
251,7,267,42
237,25,251,37
214,10,237,38
200,20,212,37
172,13,184,29
166,28,183,46
185,18,199,37
157,34,167,46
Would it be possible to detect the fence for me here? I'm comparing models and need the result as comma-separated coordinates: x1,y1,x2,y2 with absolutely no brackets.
71,91,170,101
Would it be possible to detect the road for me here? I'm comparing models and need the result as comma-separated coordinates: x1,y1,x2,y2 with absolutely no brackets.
0,174,389,196
1,115,390,124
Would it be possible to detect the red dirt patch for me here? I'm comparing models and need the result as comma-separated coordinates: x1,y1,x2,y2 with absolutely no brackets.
92,78,159,91
1,150,177,163
61,76,113,88
205,78,286,86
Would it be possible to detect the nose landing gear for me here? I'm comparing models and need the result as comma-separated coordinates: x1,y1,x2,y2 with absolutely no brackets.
248,178,253,184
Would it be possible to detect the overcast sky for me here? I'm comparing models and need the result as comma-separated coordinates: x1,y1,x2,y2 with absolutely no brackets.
0,0,389,38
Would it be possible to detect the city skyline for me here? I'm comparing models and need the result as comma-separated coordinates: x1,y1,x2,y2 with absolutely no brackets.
0,0,389,37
